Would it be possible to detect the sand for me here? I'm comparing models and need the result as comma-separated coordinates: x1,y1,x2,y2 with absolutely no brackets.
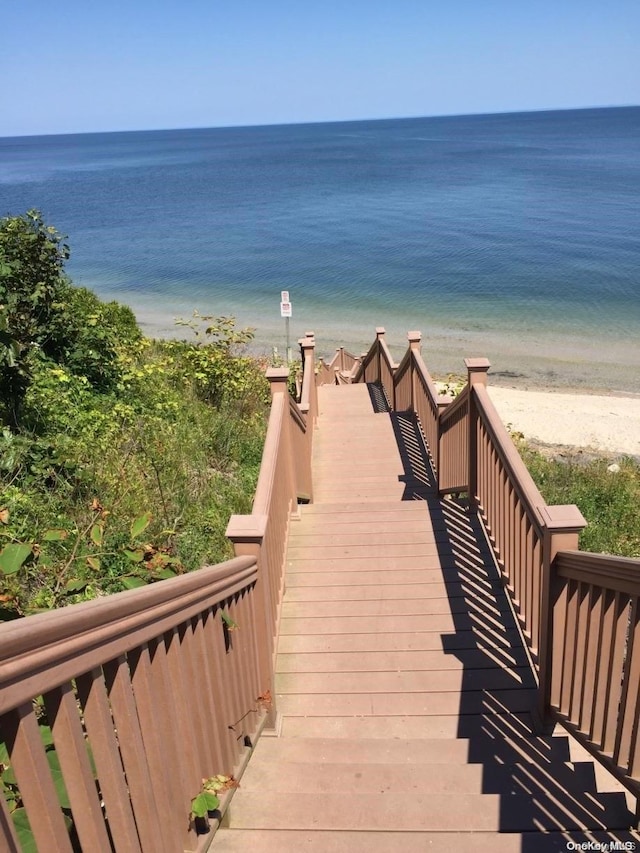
484,385,640,458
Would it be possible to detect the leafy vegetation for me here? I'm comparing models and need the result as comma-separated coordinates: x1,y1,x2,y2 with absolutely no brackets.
0,212,269,619
515,441,640,558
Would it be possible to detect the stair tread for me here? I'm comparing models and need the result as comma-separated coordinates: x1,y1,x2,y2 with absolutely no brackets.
226,790,633,832
214,829,640,853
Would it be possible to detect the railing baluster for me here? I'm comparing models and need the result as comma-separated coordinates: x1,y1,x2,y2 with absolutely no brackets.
76,667,145,853
2,704,74,852
44,683,112,852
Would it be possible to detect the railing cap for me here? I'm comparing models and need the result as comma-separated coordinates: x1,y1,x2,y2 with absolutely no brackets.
299,336,315,352
407,330,421,343
540,504,587,532
266,366,289,381
464,357,491,372
465,357,491,386
375,326,386,338
226,513,268,543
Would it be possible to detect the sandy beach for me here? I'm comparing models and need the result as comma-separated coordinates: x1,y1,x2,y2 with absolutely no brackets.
485,385,640,458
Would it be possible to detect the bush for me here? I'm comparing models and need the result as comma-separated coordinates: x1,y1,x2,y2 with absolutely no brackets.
517,443,640,557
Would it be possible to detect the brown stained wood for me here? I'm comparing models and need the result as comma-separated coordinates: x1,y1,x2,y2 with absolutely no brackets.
603,593,630,755
75,669,143,853
175,615,217,782
202,607,238,773
146,636,195,852
128,645,184,853
101,657,165,853
163,626,200,795
192,610,229,774
1,704,73,852
0,784,20,852
44,684,112,852
614,599,640,770
570,582,591,726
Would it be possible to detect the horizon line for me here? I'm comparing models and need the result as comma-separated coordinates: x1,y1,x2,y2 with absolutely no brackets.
2,103,639,142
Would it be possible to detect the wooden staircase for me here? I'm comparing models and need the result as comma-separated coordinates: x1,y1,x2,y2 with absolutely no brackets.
214,383,638,851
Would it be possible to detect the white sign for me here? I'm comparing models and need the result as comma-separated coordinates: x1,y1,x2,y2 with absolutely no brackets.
280,301,292,318
281,290,289,303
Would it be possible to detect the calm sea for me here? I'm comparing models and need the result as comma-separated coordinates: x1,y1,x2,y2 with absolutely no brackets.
1,107,639,392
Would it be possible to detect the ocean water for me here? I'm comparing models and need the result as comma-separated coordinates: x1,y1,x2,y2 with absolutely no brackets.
1,107,639,392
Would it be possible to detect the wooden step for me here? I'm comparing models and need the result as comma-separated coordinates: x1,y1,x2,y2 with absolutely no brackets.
276,628,525,654
244,735,572,766
275,667,535,695
214,829,640,853
225,790,633,832
276,647,531,673
237,756,604,800
276,688,537,717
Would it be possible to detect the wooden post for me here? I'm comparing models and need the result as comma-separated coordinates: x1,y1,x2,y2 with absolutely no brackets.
535,505,587,731
464,358,490,509
407,330,421,417
300,336,317,424
375,327,385,388
225,515,279,730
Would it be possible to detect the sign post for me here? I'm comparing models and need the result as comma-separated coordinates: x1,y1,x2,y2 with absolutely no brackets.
280,291,292,363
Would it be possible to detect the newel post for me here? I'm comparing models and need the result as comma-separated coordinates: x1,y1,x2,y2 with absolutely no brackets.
267,367,297,508
226,513,278,728
300,335,318,423
407,331,421,414
375,327,385,387
535,505,587,731
464,357,490,509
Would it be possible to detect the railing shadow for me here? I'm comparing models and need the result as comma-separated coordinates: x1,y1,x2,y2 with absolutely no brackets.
389,410,437,500
386,414,636,844
366,381,390,414
433,494,635,842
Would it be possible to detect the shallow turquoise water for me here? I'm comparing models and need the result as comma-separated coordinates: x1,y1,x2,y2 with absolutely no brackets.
1,107,639,391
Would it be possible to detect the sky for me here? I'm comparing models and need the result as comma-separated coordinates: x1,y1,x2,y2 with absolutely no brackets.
2,0,639,137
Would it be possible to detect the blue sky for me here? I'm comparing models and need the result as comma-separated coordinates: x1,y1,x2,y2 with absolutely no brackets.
2,0,638,136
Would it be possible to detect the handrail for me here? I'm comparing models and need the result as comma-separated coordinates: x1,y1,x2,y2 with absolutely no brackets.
0,556,263,852
0,349,316,852
548,550,640,798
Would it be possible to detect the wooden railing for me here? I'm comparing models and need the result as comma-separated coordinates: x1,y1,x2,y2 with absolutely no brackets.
354,326,640,807
547,550,640,793
353,327,397,408
317,345,361,386
0,344,317,852
0,556,263,852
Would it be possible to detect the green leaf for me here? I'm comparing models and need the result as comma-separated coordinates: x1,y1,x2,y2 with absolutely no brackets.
65,578,88,593
221,611,238,630
86,556,101,571
121,575,147,589
123,549,144,563
12,809,38,853
154,568,177,580
0,543,32,575
45,751,70,808
43,528,68,542
90,524,103,546
39,725,54,748
130,512,151,540
1,763,16,785
192,791,219,817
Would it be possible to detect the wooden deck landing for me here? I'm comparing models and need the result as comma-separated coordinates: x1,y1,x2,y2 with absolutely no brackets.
215,383,638,851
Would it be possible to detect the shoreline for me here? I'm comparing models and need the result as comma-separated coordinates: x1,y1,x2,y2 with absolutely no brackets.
128,299,640,457
480,385,640,459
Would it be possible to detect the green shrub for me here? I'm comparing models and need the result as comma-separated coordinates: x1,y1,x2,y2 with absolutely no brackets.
518,444,640,557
